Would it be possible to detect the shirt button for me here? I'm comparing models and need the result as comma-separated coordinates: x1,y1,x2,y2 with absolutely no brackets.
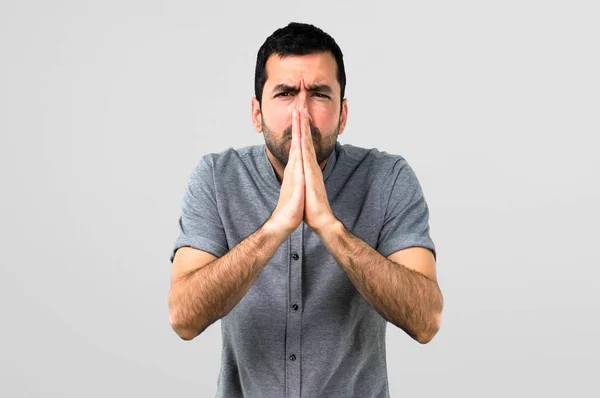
289,354,297,361
292,253,299,261
292,304,299,311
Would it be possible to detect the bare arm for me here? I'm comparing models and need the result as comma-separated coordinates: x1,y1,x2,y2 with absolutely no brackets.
168,109,306,340
315,220,443,344
168,219,289,340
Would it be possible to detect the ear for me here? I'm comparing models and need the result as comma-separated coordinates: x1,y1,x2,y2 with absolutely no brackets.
251,97,262,133
338,98,348,135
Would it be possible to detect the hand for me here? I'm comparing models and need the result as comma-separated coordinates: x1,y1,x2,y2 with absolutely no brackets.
299,108,337,233
268,109,305,235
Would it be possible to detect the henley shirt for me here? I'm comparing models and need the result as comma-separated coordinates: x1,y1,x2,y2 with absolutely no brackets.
170,140,436,398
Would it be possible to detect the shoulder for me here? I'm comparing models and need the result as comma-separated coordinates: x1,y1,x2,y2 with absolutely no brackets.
192,144,263,174
337,142,410,177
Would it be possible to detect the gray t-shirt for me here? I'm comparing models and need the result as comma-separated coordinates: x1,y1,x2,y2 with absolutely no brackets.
170,141,436,398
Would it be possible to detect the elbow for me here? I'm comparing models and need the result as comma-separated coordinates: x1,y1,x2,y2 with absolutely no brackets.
415,330,437,345
415,311,443,345
168,309,202,341
171,323,201,341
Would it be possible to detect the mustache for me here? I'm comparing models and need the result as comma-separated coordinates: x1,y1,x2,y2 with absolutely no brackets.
283,124,321,140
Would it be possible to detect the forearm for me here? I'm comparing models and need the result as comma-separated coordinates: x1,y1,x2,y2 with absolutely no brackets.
316,220,443,344
169,218,289,340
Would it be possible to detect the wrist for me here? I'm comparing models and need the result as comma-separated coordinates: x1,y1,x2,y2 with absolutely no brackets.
313,216,344,239
262,217,294,241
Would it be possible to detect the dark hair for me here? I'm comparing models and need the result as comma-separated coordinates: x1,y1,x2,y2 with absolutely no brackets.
254,22,346,106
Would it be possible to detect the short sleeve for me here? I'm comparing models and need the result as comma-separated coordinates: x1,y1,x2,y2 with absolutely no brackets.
376,159,436,261
169,156,229,263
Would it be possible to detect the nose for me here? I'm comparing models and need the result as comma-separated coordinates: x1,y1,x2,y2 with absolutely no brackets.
296,90,308,111
294,90,314,124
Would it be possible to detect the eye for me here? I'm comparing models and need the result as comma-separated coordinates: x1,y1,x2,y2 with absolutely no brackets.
313,93,330,99
275,92,292,98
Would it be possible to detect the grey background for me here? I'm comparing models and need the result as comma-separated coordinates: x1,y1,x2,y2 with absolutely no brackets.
1,0,598,397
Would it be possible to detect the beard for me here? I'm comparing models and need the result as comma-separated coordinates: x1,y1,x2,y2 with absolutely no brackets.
261,115,339,168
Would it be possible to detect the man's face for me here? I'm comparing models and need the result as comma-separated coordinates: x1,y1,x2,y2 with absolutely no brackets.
252,52,348,169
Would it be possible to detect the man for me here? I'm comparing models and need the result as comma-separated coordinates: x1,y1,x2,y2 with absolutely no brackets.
168,22,443,398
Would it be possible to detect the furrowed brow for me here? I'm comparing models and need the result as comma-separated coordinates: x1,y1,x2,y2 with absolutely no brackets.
271,84,334,95
272,84,299,94
306,84,333,94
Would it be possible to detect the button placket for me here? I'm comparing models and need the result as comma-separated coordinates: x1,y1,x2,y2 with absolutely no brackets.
285,225,303,398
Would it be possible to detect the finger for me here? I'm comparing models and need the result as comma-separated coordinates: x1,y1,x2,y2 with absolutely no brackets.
305,109,319,158
300,112,319,187
289,110,305,182
299,109,308,163
291,109,302,164
300,109,317,165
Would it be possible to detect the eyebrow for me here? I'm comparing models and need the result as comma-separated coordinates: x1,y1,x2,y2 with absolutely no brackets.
272,84,333,95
